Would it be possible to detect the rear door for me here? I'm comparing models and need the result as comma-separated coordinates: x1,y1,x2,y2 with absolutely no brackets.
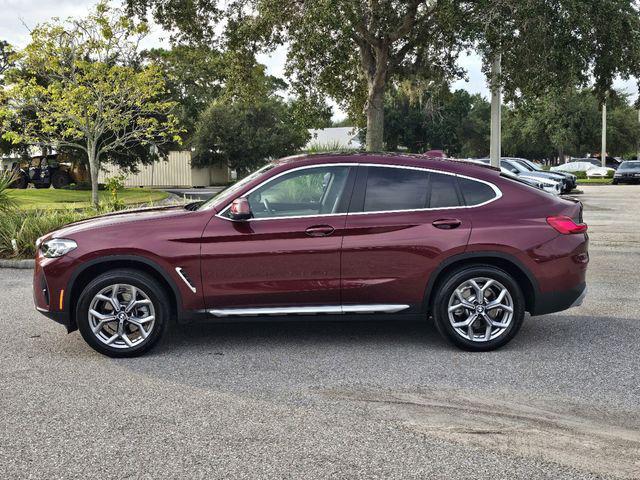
340,165,472,311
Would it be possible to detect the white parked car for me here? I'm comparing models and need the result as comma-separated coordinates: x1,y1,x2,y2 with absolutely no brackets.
458,159,561,195
551,161,614,178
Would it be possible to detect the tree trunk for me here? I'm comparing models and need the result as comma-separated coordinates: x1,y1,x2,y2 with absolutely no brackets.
87,146,100,208
365,86,385,151
361,44,389,152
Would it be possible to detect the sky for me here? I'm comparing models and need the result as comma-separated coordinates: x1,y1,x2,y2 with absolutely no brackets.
2,0,637,120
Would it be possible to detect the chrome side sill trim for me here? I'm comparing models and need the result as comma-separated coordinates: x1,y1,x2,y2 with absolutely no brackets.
342,304,410,314
175,267,197,294
207,304,410,317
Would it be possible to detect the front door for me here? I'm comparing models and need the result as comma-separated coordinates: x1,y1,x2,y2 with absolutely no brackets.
341,165,472,311
201,165,356,313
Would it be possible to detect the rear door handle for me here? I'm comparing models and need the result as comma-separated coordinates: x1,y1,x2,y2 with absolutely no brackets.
305,225,335,237
432,218,462,230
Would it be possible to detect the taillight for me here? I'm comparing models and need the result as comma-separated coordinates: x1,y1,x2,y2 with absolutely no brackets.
546,215,588,234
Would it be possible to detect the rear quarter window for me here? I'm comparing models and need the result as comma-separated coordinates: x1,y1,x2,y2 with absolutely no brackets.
429,173,461,209
457,177,498,206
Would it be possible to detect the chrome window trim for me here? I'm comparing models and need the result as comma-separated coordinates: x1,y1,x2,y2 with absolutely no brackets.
215,162,502,222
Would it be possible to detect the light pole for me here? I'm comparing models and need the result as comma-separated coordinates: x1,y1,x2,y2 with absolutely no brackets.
601,96,607,168
489,53,502,168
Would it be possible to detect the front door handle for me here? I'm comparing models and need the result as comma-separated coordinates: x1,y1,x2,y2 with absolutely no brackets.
432,218,462,230
305,225,335,237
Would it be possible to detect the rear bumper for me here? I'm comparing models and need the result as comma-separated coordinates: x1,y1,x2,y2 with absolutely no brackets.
530,282,586,316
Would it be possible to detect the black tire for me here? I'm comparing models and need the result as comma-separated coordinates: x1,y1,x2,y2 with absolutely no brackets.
612,179,618,185
432,265,525,352
51,170,71,189
10,173,28,189
76,269,170,357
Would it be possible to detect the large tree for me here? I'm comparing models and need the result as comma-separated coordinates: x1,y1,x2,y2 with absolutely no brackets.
0,2,181,206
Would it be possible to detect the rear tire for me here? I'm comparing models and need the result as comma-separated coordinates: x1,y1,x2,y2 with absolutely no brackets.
10,173,28,189
432,265,525,351
76,269,169,357
51,170,71,189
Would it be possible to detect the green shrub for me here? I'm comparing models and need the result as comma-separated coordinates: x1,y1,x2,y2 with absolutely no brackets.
0,170,17,213
304,141,356,153
0,209,94,258
104,175,127,211
573,171,588,179
606,169,615,178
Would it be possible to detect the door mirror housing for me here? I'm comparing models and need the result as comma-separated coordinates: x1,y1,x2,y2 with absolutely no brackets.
229,197,252,221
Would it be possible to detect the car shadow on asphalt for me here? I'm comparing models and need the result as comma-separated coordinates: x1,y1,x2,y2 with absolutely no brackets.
145,312,632,357
155,317,449,354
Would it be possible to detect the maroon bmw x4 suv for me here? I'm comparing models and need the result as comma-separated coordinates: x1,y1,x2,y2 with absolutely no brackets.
33,153,588,357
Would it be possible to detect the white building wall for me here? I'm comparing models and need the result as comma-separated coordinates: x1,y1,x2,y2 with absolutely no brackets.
98,151,230,187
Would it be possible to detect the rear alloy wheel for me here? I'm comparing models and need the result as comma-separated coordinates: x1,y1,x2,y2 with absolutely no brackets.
77,269,169,357
433,266,525,351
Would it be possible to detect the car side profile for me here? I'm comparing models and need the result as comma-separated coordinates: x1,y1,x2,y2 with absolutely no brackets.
33,153,589,357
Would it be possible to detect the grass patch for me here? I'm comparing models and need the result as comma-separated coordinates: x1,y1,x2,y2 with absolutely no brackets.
8,188,169,210
577,178,613,185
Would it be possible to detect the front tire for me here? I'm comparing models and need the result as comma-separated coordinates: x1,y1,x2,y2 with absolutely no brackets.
51,170,71,189
76,269,169,357
10,173,28,189
432,265,525,351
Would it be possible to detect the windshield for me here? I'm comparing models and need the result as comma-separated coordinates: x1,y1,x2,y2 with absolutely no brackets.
514,160,535,172
619,161,640,170
197,163,276,211
523,160,543,171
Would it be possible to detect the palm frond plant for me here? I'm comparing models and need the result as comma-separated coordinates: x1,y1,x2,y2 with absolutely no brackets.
0,170,17,213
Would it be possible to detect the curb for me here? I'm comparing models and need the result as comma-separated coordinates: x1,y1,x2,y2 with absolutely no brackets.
0,259,35,269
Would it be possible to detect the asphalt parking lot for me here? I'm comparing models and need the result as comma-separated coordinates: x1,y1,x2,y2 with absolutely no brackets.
1,185,639,479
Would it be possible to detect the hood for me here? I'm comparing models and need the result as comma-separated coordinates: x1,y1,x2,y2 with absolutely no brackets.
51,205,190,239
524,171,564,181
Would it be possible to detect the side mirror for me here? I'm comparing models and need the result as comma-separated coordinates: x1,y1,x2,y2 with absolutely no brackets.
229,197,252,221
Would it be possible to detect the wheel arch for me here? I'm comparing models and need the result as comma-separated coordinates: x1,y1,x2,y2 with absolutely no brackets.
423,252,538,314
67,255,181,332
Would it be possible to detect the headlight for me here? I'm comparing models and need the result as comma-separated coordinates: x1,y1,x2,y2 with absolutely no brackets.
40,238,77,258
614,173,621,177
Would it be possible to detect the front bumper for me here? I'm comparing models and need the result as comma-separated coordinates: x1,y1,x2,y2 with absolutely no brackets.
33,252,78,332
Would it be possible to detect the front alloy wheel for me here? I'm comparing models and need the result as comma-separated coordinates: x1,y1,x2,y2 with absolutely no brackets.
88,284,156,349
77,269,169,357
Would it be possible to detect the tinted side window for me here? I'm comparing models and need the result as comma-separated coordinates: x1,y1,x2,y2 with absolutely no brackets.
363,167,429,212
429,173,461,209
457,177,497,206
245,166,351,219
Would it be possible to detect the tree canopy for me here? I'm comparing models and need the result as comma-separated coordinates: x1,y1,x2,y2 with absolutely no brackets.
191,96,311,175
128,0,640,153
